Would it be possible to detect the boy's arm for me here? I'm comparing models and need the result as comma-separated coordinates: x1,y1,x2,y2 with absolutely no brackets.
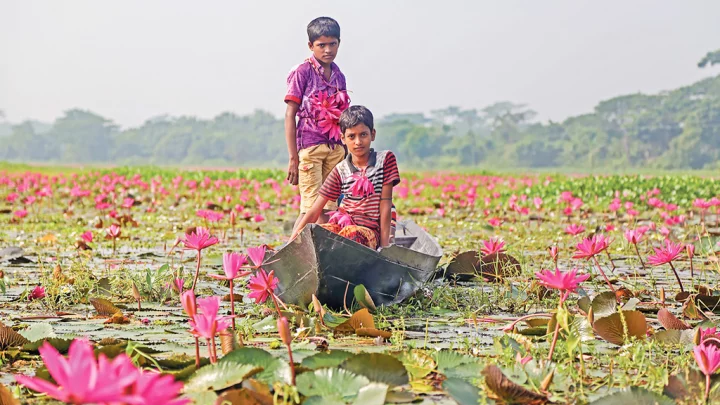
379,183,394,248
290,195,330,240
285,102,300,185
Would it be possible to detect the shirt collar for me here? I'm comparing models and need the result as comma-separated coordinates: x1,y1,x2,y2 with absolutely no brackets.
346,149,376,173
307,55,336,80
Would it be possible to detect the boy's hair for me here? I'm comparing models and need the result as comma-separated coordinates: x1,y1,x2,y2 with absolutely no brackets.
340,106,374,134
307,17,341,43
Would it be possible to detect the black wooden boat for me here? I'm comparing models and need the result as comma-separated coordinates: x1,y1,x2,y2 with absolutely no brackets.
264,220,443,309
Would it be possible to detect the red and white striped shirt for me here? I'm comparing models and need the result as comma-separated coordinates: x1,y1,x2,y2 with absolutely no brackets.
319,150,400,236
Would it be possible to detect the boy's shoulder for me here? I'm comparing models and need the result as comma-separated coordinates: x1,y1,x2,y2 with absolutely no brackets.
287,60,313,77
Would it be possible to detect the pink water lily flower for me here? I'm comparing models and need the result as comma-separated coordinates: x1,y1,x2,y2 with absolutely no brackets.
15,339,136,404
572,234,611,260
349,172,375,198
480,237,506,256
182,227,218,251
107,224,121,239
565,224,585,236
329,210,355,227
29,285,45,300
535,268,590,294
624,229,644,245
14,209,28,219
210,252,250,280
247,269,279,304
189,296,232,339
694,342,720,377
81,231,93,243
180,290,197,318
247,245,267,267
647,239,684,266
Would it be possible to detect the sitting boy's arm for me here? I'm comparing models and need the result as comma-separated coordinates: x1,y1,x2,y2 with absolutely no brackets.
379,183,394,248
290,195,330,240
285,102,300,185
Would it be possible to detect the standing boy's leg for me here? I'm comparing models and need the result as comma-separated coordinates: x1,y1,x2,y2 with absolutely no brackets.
294,145,324,233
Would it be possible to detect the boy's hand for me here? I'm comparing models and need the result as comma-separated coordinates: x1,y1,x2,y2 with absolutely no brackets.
287,155,299,185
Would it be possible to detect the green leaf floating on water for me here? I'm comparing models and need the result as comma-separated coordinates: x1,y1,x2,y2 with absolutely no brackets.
340,353,409,386
442,378,484,405
19,323,55,342
184,362,260,392
296,368,370,402
301,350,353,370
591,291,619,321
590,387,675,405
353,382,388,405
394,350,436,380
219,347,292,386
23,338,73,354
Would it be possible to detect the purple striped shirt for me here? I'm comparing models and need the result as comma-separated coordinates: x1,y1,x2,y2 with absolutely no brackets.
284,56,347,150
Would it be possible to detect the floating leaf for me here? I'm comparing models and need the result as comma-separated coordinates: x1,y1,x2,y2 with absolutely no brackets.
590,387,674,405
356,328,392,339
657,308,690,330
89,297,122,316
184,363,260,392
220,347,292,386
341,353,409,387
296,368,370,402
394,350,436,380
593,310,647,346
19,323,55,342
685,297,710,319
214,387,272,405
432,350,477,373
445,251,480,280
302,350,353,370
479,252,522,282
0,326,30,350
354,284,377,313
353,382,389,405
442,378,482,405
591,291,619,321
482,364,549,405
22,338,73,354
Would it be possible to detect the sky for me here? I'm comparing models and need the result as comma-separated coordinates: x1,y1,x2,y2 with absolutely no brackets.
2,1,720,128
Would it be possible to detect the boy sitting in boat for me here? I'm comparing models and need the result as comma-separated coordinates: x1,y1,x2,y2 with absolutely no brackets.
290,105,400,249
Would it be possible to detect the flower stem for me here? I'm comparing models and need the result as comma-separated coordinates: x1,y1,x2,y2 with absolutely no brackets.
191,251,202,291
194,337,200,369
270,291,283,319
690,256,695,279
668,261,685,293
605,250,616,272
229,279,236,332
286,343,296,385
633,244,646,270
547,316,561,362
592,256,616,292
706,373,710,404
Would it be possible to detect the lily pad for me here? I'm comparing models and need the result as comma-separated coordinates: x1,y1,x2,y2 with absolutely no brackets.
482,364,549,405
341,353,409,387
442,378,483,405
220,347,293,386
19,323,55,342
23,338,73,354
394,350,436,380
657,308,690,330
184,362,260,392
301,350,354,370
0,326,30,350
354,382,389,405
652,329,696,346
590,387,674,405
591,291,619,321
593,310,647,346
296,368,370,402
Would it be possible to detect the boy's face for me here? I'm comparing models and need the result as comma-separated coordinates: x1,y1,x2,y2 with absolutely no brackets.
308,36,340,67
342,123,375,159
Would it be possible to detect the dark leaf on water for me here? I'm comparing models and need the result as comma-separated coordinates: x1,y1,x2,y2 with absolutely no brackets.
482,364,549,405
593,310,647,346
0,326,30,350
89,297,122,316
479,252,522,282
442,378,483,405
591,291,619,321
657,308,690,330
340,352,409,386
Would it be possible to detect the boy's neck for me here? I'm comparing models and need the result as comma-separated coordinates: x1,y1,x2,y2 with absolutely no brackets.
351,151,371,169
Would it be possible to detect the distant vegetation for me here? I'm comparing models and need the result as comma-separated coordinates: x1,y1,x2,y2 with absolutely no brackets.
2,51,719,170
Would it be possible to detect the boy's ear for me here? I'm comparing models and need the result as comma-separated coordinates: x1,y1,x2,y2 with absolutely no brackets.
308,41,313,50
371,129,376,141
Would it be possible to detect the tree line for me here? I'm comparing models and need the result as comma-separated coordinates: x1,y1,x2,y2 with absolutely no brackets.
1,53,719,170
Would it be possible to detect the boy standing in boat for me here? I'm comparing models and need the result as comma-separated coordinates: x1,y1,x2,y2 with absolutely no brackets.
284,16,349,232
290,106,400,249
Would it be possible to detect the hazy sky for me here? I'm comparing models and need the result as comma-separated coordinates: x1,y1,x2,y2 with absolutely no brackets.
2,1,719,128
